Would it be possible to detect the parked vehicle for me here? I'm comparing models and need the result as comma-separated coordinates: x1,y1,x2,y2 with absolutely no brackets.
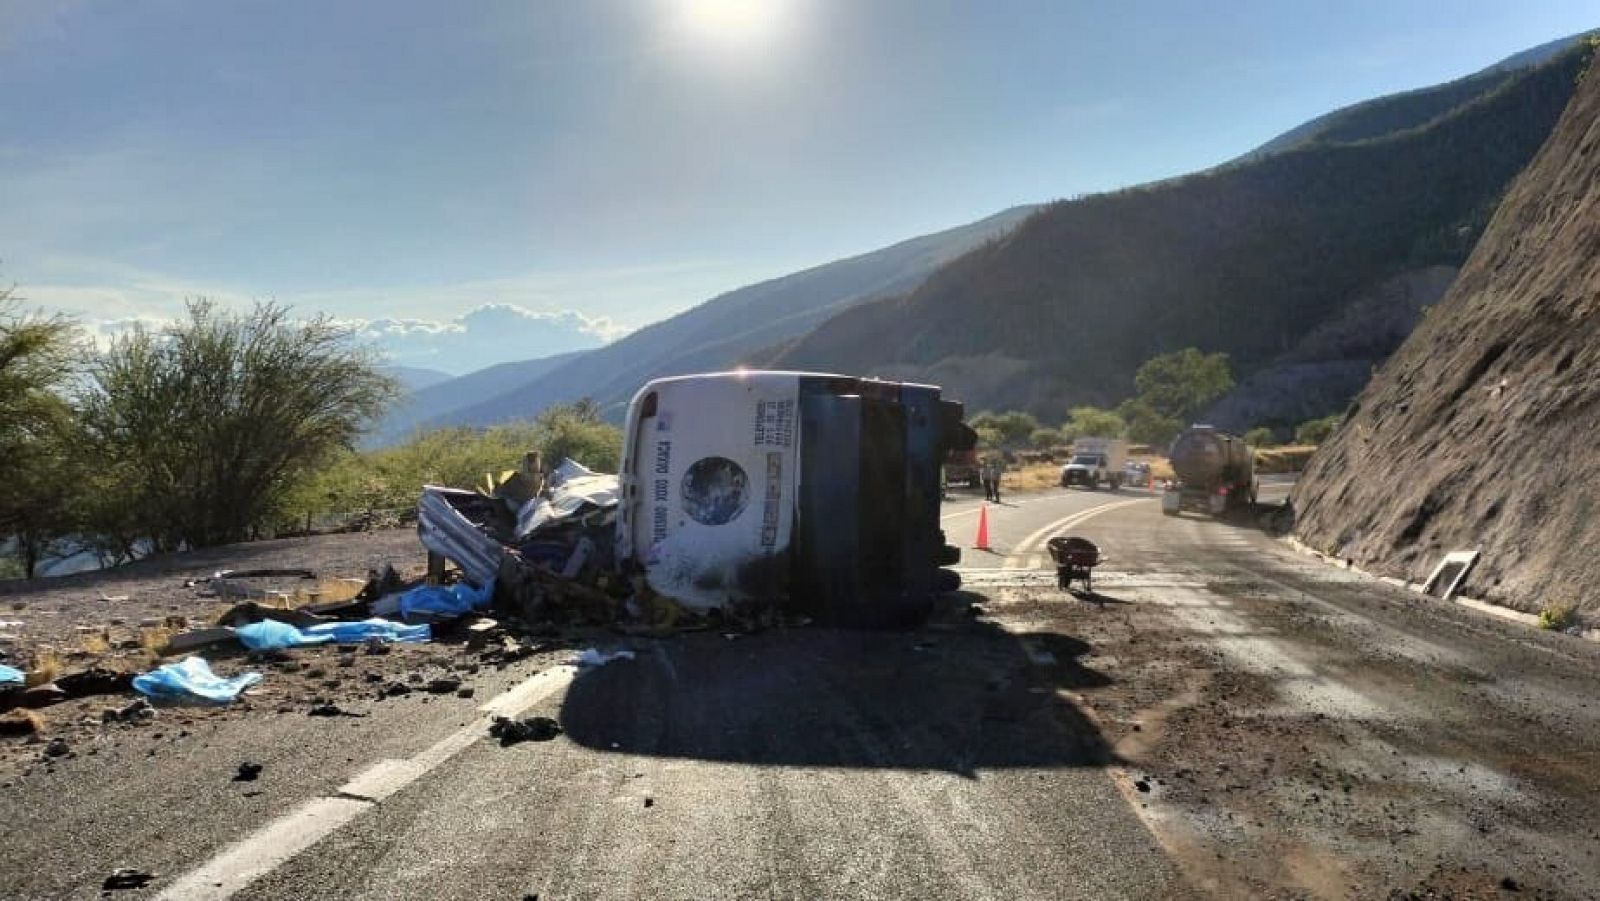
944,447,981,488
616,371,972,626
1124,461,1152,487
1162,425,1258,516
1060,437,1129,489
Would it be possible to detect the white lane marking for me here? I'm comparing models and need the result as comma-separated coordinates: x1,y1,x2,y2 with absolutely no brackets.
157,798,371,901
937,490,1086,521
1001,498,1149,569
157,664,579,901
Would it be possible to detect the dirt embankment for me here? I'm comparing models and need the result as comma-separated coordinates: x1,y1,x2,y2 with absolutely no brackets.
1293,51,1600,616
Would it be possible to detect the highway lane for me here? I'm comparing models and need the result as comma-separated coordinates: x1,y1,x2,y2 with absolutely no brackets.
12,476,1589,899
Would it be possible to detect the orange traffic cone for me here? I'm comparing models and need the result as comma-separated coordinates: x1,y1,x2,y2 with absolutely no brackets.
975,504,991,551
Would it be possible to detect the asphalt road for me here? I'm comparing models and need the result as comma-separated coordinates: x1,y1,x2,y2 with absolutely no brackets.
4,479,1597,899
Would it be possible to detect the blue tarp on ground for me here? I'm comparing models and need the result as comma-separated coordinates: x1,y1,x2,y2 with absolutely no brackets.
236,618,431,650
236,619,335,650
132,656,262,704
0,663,24,686
305,618,431,645
398,580,494,622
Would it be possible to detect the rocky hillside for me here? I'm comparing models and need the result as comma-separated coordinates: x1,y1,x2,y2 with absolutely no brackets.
768,44,1592,421
1201,266,1457,432
1293,48,1600,614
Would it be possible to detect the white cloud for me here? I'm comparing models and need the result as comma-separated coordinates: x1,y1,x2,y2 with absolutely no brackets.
354,303,623,371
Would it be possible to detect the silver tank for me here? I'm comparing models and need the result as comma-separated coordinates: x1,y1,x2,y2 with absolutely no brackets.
1169,426,1253,487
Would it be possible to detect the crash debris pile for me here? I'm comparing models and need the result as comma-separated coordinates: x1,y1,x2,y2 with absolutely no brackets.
419,457,700,632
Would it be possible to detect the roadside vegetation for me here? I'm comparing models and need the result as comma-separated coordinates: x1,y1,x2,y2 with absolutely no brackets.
0,295,621,578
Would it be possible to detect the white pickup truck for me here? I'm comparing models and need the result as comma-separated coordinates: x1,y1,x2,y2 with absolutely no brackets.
1060,437,1129,489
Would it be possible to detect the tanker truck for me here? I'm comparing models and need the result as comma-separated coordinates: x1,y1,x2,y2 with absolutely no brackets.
1161,425,1258,517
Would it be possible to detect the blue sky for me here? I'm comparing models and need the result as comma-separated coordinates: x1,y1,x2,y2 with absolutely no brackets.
2,1,1595,372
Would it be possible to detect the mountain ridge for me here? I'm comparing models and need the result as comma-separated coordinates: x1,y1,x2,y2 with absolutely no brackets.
768,42,1593,422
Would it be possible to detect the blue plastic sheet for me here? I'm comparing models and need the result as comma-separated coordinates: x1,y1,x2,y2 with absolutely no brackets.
398,580,494,621
132,656,262,704
236,618,430,650
0,663,24,686
236,619,335,650
304,618,431,644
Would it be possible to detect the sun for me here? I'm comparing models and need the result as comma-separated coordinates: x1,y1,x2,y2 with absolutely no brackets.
675,0,791,48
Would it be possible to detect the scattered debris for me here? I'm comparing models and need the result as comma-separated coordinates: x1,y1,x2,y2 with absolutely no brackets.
571,648,636,668
232,761,263,782
102,868,156,891
396,580,495,622
0,709,45,737
187,568,317,590
131,657,262,705
644,797,654,808
165,627,239,653
308,702,364,718
102,698,156,724
465,618,501,649
55,666,135,699
44,737,70,757
9,683,67,710
425,677,462,694
380,681,412,698
455,687,475,699
363,637,392,656
0,664,23,687
215,602,324,629
488,715,562,746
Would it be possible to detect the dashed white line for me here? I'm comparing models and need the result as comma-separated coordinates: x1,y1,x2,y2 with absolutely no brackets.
157,664,579,900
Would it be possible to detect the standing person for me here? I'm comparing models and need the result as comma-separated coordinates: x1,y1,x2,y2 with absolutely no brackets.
980,458,995,502
992,455,1007,504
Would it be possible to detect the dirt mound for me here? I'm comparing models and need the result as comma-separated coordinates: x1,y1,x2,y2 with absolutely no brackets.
1293,52,1600,614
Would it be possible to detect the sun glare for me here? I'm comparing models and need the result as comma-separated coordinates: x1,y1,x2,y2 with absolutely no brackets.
676,0,791,49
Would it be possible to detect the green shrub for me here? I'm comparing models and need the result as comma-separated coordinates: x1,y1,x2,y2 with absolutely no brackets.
1537,601,1579,631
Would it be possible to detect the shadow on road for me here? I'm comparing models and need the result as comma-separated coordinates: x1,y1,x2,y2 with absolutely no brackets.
560,596,1117,777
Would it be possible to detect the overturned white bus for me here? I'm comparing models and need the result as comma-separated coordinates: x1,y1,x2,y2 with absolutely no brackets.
616,371,971,627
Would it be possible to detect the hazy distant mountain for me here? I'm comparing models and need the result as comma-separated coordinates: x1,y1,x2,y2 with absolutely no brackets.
380,365,454,393
403,205,1037,434
769,41,1594,421
369,351,586,445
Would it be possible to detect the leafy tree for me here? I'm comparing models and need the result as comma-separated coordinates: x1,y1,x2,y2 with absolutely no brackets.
1029,427,1064,449
532,400,622,471
274,404,623,529
1118,398,1183,449
1295,414,1343,446
1061,405,1125,441
1244,426,1278,448
968,410,1039,448
1132,348,1235,422
79,301,400,550
0,293,85,577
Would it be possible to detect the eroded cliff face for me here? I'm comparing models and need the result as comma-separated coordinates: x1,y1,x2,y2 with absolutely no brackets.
1294,52,1600,613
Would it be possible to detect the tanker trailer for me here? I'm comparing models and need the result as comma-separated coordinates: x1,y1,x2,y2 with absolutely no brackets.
1162,425,1258,517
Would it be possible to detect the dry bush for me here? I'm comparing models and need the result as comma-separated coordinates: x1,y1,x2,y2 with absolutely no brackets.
25,649,62,687
78,629,112,656
139,626,173,659
1538,600,1579,631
